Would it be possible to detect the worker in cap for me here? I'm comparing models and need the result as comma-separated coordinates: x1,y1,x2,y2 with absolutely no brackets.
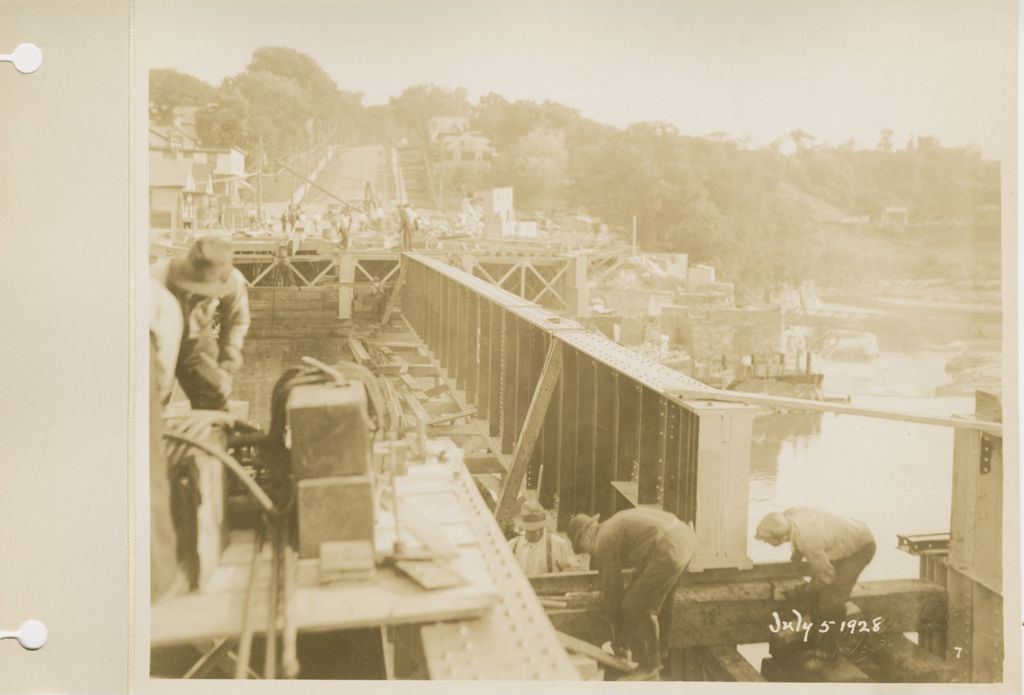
569,508,697,681
508,499,575,576
151,236,250,410
755,508,875,670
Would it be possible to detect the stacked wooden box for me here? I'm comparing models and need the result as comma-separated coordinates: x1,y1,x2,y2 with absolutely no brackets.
287,381,376,578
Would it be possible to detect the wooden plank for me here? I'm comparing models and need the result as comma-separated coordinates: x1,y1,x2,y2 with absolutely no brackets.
426,423,490,436
530,563,807,596
427,408,476,426
348,337,372,365
380,260,406,324
543,579,948,650
399,386,432,424
463,454,507,475
495,341,564,526
863,633,960,682
152,570,496,646
423,384,449,398
702,646,765,681
382,493,460,560
762,654,870,683
370,340,423,349
556,631,633,673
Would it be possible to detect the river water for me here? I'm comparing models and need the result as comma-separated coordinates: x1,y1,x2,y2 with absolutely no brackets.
745,348,976,581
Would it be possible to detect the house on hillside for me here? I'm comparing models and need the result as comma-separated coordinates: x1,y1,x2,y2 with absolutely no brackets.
149,152,249,232
149,123,199,152
438,131,493,167
428,115,470,143
172,105,202,133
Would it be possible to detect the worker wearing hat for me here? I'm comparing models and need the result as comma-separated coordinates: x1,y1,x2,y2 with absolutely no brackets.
151,236,250,410
755,509,875,669
569,508,697,681
508,499,575,576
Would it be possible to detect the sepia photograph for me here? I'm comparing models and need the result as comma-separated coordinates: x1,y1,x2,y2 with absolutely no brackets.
140,0,1017,685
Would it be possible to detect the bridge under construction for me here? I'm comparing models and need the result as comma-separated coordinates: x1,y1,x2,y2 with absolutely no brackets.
149,145,1006,684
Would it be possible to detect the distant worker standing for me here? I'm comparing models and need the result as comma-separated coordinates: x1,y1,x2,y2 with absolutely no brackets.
755,508,875,669
337,208,352,249
508,499,576,576
151,237,250,411
399,203,419,251
569,508,697,680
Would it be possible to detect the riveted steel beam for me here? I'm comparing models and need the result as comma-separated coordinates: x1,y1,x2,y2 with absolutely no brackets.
401,254,758,569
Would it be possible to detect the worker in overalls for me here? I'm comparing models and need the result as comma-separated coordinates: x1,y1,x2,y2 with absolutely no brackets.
569,508,697,681
508,499,575,576
755,508,875,670
150,236,250,411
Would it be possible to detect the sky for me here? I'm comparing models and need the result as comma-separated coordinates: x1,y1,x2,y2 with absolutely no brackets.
138,0,1017,158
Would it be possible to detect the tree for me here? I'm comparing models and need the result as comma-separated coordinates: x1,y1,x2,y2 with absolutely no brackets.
197,71,311,156
503,127,569,209
149,69,215,124
388,84,471,140
246,46,363,129
788,128,815,152
876,128,895,152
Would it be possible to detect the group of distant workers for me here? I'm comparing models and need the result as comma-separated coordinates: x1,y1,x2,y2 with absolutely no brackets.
149,237,252,600
507,497,875,681
277,202,420,253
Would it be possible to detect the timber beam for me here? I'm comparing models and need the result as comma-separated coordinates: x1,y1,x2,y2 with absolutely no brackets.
541,578,947,650
494,340,563,525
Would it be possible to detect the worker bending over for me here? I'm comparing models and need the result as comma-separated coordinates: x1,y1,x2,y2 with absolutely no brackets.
151,237,250,410
755,508,875,669
508,499,575,576
569,508,697,681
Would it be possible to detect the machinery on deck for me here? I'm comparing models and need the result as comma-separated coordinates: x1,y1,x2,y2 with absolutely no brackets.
153,355,579,680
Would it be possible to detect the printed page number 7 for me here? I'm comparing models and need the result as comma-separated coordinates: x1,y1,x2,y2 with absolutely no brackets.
954,647,963,658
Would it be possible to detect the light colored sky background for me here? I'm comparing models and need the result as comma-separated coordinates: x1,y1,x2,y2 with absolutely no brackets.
139,0,1016,158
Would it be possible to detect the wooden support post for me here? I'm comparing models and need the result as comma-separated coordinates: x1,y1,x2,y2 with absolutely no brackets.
338,253,356,320
566,254,590,317
946,391,1003,682
380,258,406,325
495,341,563,526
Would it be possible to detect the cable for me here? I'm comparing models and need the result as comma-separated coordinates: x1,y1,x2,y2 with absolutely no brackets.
162,430,275,514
